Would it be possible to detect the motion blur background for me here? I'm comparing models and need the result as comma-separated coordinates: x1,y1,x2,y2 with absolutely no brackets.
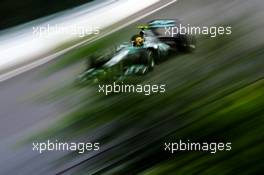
0,0,263,174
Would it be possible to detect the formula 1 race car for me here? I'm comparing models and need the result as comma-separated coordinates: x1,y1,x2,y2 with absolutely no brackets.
77,19,195,84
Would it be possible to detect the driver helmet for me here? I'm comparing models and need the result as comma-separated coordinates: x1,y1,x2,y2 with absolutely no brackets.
134,36,144,46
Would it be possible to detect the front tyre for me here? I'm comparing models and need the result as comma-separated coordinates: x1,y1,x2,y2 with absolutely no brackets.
146,50,155,71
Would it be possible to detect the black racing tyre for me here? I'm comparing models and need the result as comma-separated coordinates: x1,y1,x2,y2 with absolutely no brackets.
86,54,110,69
177,34,196,52
146,50,155,71
86,55,97,69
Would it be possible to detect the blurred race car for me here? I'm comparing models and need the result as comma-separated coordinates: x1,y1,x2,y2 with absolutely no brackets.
77,19,195,84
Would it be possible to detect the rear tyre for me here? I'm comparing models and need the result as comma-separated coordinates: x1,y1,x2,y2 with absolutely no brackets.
177,34,196,52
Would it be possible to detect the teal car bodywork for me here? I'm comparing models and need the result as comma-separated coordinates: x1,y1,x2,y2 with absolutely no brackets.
77,19,195,84
77,30,171,84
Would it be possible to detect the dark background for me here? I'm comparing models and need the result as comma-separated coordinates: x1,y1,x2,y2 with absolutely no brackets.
0,0,93,30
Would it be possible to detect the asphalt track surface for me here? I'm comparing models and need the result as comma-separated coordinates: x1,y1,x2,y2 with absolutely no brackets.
0,0,263,174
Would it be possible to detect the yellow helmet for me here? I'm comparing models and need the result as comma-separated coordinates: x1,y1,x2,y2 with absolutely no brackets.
134,36,144,46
